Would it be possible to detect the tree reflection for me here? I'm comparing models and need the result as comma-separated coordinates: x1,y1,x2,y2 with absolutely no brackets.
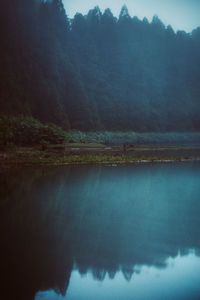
0,163,200,299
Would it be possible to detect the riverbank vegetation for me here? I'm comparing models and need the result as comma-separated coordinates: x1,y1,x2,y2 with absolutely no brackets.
0,115,67,147
1,144,199,166
1,116,200,149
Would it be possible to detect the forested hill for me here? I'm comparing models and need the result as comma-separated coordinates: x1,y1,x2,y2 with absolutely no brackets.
1,0,200,132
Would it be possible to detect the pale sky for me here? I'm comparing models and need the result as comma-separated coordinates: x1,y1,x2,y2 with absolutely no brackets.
63,0,200,32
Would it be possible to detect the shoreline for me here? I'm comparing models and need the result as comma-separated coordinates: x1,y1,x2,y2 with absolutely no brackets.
0,146,200,167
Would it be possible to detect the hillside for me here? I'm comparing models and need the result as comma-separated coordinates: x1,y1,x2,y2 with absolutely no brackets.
0,0,200,132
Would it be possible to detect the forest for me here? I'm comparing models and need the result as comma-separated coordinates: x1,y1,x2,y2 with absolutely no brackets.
0,0,200,134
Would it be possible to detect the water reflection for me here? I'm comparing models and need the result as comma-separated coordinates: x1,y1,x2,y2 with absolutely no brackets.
37,251,200,300
0,163,200,299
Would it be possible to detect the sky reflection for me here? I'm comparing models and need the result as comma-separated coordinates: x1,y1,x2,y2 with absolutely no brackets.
36,250,200,300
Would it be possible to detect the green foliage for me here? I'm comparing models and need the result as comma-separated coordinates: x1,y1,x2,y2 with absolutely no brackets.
66,131,200,146
0,115,67,146
0,116,13,145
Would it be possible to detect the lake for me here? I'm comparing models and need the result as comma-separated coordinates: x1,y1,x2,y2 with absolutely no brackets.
1,162,200,300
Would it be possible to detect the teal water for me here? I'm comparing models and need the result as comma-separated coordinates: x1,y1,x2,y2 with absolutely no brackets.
1,163,200,300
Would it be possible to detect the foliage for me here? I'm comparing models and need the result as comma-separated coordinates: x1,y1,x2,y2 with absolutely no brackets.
0,115,67,146
66,131,200,146
0,1,200,132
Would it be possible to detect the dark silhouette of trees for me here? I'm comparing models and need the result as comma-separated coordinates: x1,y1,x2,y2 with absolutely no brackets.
0,1,200,132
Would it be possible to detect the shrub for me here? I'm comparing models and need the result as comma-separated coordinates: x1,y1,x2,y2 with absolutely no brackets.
0,115,67,146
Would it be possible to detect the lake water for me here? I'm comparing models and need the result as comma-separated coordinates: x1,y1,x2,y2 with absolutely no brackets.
1,163,200,300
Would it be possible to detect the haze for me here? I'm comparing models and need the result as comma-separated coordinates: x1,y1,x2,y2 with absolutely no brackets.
63,0,200,32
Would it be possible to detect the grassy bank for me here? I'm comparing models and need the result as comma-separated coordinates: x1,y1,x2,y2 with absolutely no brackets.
0,146,199,166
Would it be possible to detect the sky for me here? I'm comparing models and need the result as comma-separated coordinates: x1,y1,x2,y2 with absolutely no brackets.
63,0,200,32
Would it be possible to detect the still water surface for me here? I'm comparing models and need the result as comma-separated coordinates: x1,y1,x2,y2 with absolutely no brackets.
1,163,200,300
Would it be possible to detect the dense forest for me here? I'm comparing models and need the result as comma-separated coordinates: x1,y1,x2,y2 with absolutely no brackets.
0,0,200,132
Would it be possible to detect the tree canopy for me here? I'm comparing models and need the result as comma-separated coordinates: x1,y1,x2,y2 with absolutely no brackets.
0,0,200,132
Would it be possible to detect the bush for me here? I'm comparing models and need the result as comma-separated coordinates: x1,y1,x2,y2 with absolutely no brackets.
0,116,13,146
0,115,67,146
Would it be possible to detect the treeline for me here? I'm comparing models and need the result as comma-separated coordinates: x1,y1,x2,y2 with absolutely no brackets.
0,0,200,132
1,115,200,147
